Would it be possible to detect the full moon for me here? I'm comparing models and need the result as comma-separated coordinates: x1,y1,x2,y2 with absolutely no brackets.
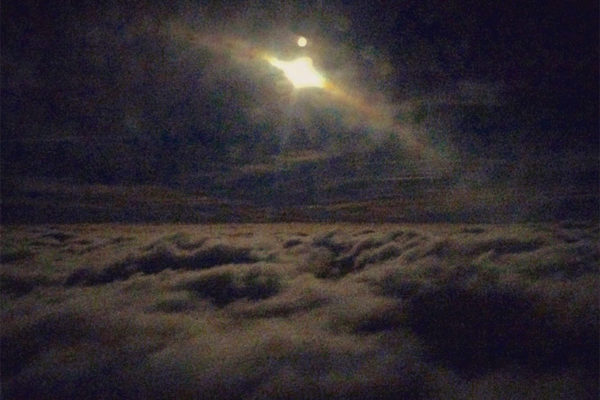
266,56,325,88
297,36,307,47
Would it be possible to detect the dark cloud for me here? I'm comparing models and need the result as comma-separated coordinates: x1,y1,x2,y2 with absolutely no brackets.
1,1,597,224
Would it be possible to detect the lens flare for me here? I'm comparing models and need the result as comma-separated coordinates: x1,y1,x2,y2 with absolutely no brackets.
169,25,443,162
297,36,307,47
266,56,325,89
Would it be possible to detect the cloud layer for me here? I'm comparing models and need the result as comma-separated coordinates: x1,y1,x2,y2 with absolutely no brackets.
2,222,598,399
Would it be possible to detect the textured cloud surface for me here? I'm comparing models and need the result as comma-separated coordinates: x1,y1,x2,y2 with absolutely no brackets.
2,222,598,399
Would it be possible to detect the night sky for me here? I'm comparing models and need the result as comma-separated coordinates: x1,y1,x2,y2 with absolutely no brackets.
1,0,598,221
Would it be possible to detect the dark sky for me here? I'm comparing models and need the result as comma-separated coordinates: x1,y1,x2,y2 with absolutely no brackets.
1,0,598,184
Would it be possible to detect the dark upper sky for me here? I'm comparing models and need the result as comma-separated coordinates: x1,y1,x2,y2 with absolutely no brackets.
1,0,598,184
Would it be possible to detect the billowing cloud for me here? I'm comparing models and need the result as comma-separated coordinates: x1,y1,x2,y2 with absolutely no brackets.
2,222,598,399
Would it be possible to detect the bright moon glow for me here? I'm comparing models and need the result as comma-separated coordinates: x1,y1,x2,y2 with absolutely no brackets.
267,56,325,88
297,36,307,47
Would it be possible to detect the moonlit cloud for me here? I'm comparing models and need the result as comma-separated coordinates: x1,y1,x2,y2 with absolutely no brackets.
266,56,325,89
2,223,598,399
167,23,444,162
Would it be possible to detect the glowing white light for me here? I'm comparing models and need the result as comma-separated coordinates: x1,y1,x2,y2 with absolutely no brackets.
267,56,325,88
297,36,307,47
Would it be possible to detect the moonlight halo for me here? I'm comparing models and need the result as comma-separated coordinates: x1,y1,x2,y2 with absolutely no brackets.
169,26,438,160
266,55,325,89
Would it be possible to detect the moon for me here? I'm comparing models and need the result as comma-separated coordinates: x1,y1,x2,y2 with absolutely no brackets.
266,56,325,89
